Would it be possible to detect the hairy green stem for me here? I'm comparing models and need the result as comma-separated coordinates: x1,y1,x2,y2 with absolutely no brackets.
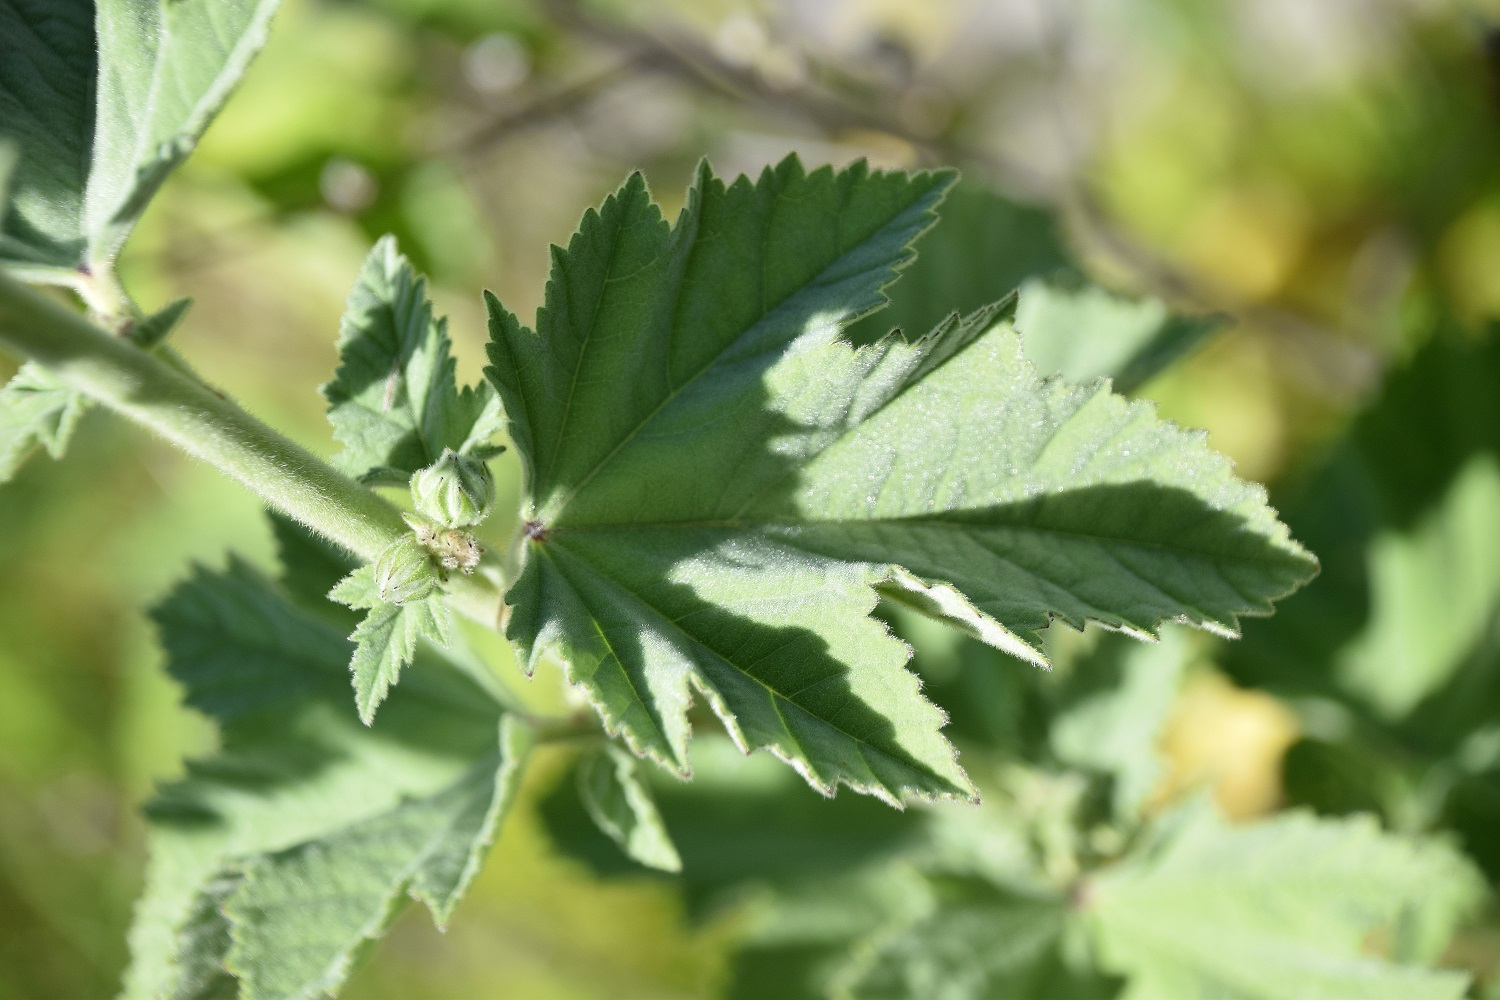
0,271,509,628
0,271,405,557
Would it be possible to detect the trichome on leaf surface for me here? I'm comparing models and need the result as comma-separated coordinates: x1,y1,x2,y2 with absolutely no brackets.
1,3,1487,998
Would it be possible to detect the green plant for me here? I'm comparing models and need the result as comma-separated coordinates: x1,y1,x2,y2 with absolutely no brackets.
1,5,1485,999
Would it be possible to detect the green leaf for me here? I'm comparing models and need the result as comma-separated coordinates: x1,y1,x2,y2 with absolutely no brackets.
0,292,189,482
0,0,281,269
222,718,533,1000
1014,279,1224,395
486,157,1315,805
838,878,1120,1000
576,742,682,872
540,734,922,915
323,236,504,484
330,564,452,725
842,183,1072,347
0,362,90,480
0,0,95,267
1049,627,1194,820
1331,455,1500,719
1229,328,1500,729
122,556,517,1000
1087,803,1484,1000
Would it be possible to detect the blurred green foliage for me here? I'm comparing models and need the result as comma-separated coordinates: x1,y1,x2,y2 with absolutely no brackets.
7,0,1500,996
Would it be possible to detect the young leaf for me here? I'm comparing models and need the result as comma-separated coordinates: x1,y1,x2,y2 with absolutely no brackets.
1087,803,1484,1000
577,742,682,872
0,0,281,270
329,564,451,724
0,362,90,481
485,156,1316,805
0,295,190,481
323,236,503,484
122,557,515,1000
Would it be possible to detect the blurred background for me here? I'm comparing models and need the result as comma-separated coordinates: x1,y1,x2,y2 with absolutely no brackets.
5,0,1500,996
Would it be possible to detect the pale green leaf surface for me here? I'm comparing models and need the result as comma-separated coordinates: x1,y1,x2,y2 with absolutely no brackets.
577,743,682,872
839,880,1115,1000
85,0,281,263
223,718,533,1000
1014,278,1224,394
1089,803,1484,1000
486,157,1314,805
0,361,90,480
323,236,502,483
122,557,509,1000
330,563,452,724
0,0,94,266
1050,627,1193,819
1333,456,1500,719
0,0,279,267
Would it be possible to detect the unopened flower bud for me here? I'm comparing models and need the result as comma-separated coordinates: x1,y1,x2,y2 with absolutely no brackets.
374,535,440,604
411,449,495,529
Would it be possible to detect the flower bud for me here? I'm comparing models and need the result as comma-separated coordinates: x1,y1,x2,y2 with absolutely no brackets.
373,535,440,604
410,449,495,529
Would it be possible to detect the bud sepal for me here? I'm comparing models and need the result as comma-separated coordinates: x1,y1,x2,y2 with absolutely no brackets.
410,449,496,530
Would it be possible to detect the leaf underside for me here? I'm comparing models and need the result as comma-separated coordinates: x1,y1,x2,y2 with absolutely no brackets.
485,155,1317,805
122,547,522,1000
0,0,281,269
1090,804,1484,1000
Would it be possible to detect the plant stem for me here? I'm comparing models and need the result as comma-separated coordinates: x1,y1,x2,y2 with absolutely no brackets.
0,270,400,557
0,271,509,627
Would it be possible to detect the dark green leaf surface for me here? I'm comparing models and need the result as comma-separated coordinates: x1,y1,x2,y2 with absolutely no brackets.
0,0,94,267
323,236,503,484
122,556,516,1000
486,157,1315,805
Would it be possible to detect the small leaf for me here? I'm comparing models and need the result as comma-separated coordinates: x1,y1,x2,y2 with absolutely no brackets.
129,296,193,350
1049,627,1194,820
487,157,1316,805
577,743,682,872
331,565,451,724
322,236,503,482
1014,278,1224,394
0,294,191,481
1087,802,1485,1000
0,362,90,481
121,554,514,1000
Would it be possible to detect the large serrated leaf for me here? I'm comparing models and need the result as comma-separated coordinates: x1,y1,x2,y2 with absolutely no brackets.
121,554,518,1000
0,0,281,270
1088,803,1484,1000
485,156,1316,806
